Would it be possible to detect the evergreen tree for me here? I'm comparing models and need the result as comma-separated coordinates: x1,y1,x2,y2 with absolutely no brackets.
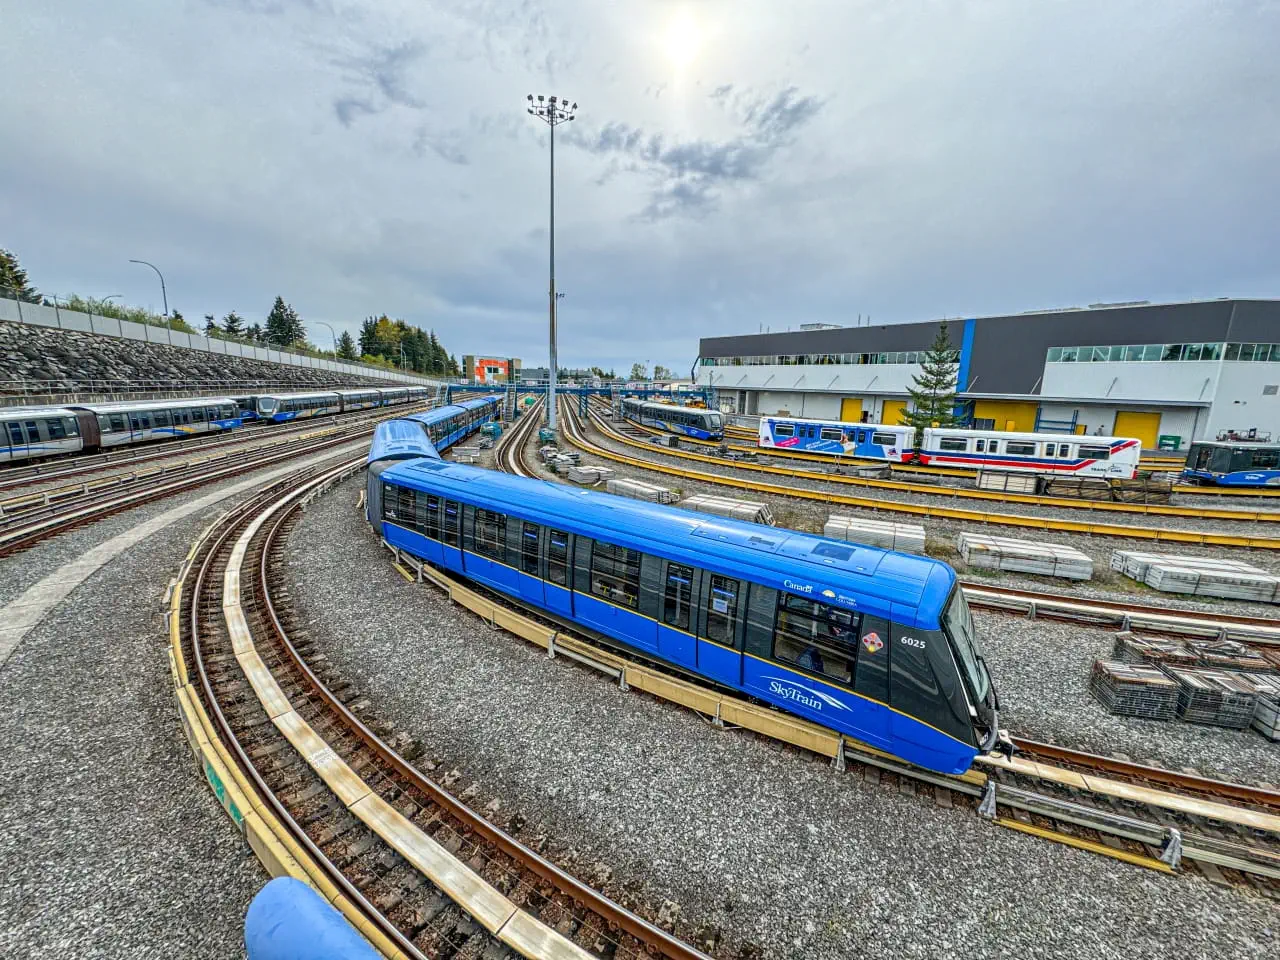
358,317,379,357
336,331,358,360
629,362,649,380
168,309,194,332
901,323,962,451
0,248,41,303
222,310,245,337
246,322,264,343
265,296,304,347
203,313,219,336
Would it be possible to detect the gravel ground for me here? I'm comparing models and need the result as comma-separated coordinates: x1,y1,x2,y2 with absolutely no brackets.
286,477,1278,960
0,507,263,960
565,414,1280,616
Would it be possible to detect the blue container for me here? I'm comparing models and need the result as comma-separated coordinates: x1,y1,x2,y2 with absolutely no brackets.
244,877,380,960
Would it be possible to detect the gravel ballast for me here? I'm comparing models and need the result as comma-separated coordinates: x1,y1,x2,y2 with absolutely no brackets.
0,507,263,959
287,477,1278,960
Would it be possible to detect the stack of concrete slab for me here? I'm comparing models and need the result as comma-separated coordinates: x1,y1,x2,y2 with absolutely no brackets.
958,533,1093,580
606,478,679,504
1110,634,1200,669
824,515,926,554
1164,667,1258,729
1188,639,1277,673
452,446,479,464
1111,550,1280,603
567,465,615,485
1242,674,1280,740
1088,660,1179,720
976,471,1040,494
679,494,775,526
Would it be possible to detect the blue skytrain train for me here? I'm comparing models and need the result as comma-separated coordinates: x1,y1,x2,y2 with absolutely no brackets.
621,398,724,441
1183,440,1280,487
366,410,1001,776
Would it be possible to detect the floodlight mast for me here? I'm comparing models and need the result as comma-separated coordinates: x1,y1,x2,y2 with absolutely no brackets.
526,93,577,431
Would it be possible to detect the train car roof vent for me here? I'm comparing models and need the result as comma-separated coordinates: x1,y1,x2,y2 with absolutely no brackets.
690,525,785,552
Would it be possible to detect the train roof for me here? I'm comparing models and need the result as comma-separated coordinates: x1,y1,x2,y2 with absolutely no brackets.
628,399,718,415
68,397,238,413
1189,440,1280,449
0,405,78,419
381,458,955,623
258,391,341,401
762,415,909,430
367,419,439,463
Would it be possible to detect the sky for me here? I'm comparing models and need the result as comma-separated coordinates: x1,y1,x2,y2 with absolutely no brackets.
2,1,1278,374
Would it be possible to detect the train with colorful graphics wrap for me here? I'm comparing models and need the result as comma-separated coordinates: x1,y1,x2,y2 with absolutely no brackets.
622,398,724,440
367,410,1003,776
759,416,1140,479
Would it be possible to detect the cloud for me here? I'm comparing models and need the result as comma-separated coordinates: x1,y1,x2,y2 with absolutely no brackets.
566,85,825,219
331,39,430,125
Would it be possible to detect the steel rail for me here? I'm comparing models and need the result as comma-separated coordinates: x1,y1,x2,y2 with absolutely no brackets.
263,481,711,960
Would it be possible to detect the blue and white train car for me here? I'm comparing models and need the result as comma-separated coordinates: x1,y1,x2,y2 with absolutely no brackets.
369,447,1001,775
1183,441,1280,487
622,398,724,441
255,391,342,423
70,398,242,448
759,417,912,461
1,406,84,463
337,389,383,412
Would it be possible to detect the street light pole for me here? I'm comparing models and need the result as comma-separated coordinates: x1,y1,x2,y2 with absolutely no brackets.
311,320,338,354
128,259,168,317
527,93,577,432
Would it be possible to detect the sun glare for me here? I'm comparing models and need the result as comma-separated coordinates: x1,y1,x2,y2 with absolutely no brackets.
665,10,701,69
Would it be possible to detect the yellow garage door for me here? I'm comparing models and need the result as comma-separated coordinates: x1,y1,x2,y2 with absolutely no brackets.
840,398,863,423
881,399,910,427
973,400,1038,432
1113,410,1160,449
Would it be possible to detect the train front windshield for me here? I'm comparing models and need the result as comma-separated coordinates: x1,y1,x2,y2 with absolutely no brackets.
941,588,989,702
708,413,723,430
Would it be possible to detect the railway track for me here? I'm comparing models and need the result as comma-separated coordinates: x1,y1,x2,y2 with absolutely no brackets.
175,458,713,960
0,410,400,558
570,405,1280,644
586,401,1278,524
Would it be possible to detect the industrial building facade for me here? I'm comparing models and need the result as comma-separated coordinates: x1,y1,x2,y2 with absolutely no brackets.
696,299,1280,450
462,355,521,385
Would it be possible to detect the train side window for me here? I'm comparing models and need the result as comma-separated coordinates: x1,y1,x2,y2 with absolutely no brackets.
773,423,794,438
423,495,442,540
590,541,641,609
1043,443,1054,456
1059,444,1072,458
475,509,506,561
520,522,540,575
856,430,867,443
443,500,461,547
24,421,42,443
48,419,66,440
156,410,172,427
111,414,127,432
975,439,985,452
1078,445,1110,461
820,428,842,442
938,436,968,451
8,423,24,446
704,575,740,646
1005,441,1035,456
772,593,858,685
662,562,694,631
547,529,570,586
193,407,206,423
871,431,897,446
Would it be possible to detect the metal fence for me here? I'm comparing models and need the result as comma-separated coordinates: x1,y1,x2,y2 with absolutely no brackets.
0,377,410,407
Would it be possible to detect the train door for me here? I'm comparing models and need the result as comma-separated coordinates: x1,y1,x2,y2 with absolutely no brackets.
513,521,545,606
440,499,463,571
656,560,697,669
4,421,25,462
544,529,573,617
695,571,743,686
851,615,892,749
